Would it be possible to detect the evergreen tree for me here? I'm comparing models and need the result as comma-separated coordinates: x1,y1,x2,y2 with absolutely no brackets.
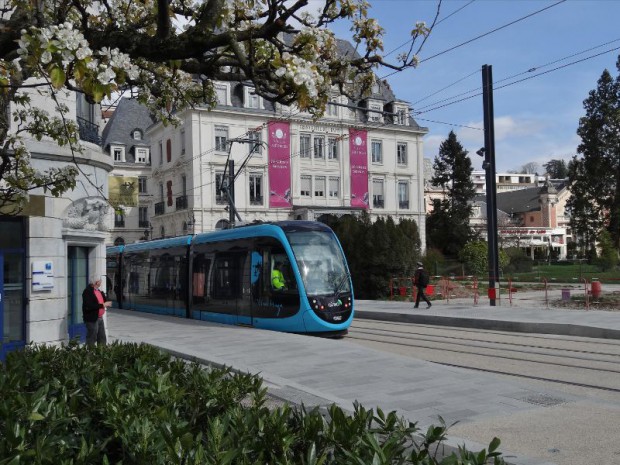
427,131,476,257
567,57,620,251
543,159,569,179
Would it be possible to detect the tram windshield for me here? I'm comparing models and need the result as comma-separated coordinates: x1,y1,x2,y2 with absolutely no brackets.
286,230,351,296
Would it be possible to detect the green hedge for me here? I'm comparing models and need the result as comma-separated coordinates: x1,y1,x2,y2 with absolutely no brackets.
0,342,505,464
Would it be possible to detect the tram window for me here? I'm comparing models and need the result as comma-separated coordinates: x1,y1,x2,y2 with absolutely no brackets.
192,254,212,303
212,256,240,299
269,252,296,292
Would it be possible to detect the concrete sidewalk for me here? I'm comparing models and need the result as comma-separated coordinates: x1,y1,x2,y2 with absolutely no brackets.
106,301,620,465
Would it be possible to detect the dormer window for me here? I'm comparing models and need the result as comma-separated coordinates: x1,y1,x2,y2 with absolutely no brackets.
245,87,262,109
136,147,149,164
132,129,143,140
215,83,229,105
327,98,338,117
368,102,383,123
395,107,408,126
111,145,126,162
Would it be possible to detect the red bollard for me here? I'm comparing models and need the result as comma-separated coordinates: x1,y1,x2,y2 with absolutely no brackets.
591,281,602,299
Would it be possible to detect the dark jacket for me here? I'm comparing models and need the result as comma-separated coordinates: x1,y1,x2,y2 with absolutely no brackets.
414,268,428,288
82,285,107,323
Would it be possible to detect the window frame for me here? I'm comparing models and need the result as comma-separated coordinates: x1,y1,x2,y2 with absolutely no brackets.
371,140,383,164
215,126,229,153
300,175,311,197
372,178,385,209
397,142,408,165
314,176,326,198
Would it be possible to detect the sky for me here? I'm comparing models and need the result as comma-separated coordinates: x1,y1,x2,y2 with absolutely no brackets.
328,0,620,173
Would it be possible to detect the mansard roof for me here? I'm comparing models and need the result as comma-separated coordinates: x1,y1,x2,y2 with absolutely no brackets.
101,98,155,156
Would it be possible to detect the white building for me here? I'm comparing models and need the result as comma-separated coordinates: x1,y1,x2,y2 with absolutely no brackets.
105,79,429,246
0,86,111,360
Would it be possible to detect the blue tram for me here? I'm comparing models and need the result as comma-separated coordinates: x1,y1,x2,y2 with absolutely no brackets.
106,221,353,336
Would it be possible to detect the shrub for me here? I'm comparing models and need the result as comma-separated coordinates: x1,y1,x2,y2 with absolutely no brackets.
0,342,506,464
504,247,533,274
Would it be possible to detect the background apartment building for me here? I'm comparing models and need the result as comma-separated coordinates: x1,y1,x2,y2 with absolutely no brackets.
106,80,429,248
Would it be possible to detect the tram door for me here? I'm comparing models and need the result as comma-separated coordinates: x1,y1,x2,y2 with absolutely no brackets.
67,246,89,342
238,251,260,326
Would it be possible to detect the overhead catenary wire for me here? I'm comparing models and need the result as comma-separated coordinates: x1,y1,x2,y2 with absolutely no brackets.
383,0,477,59
381,0,567,80
412,43,620,116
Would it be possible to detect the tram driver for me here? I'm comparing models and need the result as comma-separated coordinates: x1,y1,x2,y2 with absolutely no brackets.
271,261,287,291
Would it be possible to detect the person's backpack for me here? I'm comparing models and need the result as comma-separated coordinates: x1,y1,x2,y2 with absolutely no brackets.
418,269,429,287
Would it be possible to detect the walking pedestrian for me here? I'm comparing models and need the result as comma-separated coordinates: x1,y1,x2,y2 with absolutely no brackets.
413,262,432,309
82,276,112,345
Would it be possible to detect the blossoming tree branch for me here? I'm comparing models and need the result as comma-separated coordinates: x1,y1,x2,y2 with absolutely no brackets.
0,0,434,212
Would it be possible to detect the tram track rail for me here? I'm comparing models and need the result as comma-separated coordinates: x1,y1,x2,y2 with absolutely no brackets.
347,320,620,394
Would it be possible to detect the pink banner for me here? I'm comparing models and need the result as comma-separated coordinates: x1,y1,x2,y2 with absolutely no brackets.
349,129,369,209
268,121,292,208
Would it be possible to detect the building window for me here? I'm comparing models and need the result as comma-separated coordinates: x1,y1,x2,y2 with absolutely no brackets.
328,137,338,160
215,126,228,152
348,98,357,119
158,140,163,165
136,148,148,163
249,174,263,205
396,108,408,125
215,84,228,105
138,176,147,193
180,128,186,155
398,181,409,209
314,176,325,197
160,226,165,238
139,206,149,227
114,209,125,227
132,129,142,140
372,178,384,208
246,88,260,109
329,176,340,198
248,130,262,155
159,183,164,202
368,103,382,122
371,140,383,164
300,175,311,197
181,175,187,196
113,147,123,162
397,142,407,165
215,172,227,204
166,180,173,206
300,134,311,159
327,98,338,117
313,136,324,159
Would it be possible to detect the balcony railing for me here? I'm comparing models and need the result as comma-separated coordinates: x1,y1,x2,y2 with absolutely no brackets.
373,198,384,209
399,200,409,209
250,195,263,205
176,195,188,210
154,201,165,216
76,116,102,145
114,219,125,228
139,220,150,228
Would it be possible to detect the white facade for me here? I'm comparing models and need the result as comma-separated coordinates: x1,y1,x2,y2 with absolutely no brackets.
1,85,112,355
143,86,428,245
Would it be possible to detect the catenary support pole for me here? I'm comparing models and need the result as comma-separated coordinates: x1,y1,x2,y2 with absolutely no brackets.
482,64,500,306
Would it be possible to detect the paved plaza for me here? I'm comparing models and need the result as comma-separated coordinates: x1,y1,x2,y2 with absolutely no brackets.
107,300,620,465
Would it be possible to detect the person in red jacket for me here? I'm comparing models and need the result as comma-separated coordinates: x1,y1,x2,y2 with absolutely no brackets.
82,276,112,346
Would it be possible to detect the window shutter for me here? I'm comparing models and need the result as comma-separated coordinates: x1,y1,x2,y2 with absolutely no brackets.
166,139,172,162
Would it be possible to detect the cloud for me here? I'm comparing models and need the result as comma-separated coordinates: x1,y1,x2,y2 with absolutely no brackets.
422,114,580,172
